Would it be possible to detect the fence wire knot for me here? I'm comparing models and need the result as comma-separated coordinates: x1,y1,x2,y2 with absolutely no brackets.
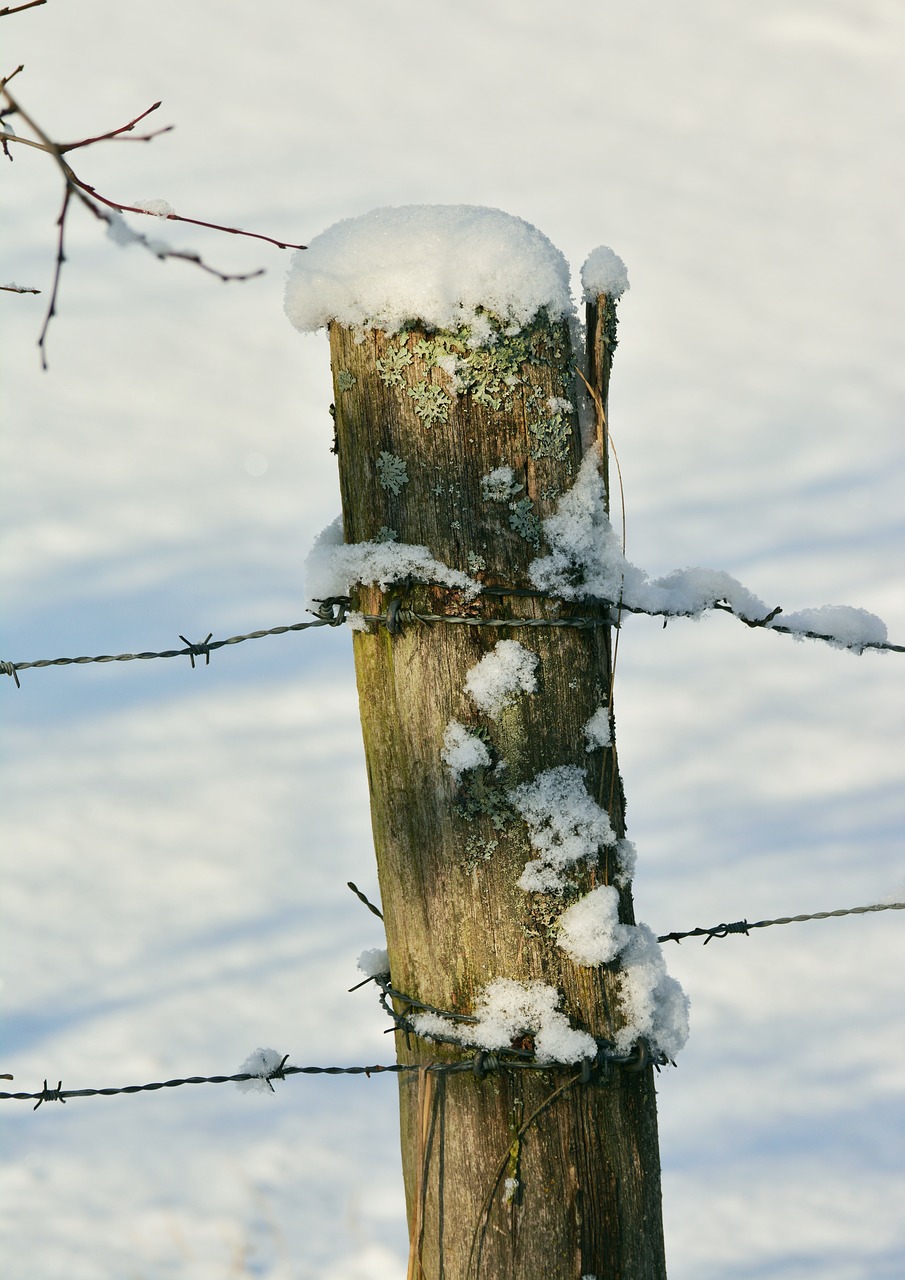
703,920,750,943
34,1079,65,1111
312,597,350,626
0,660,21,688
472,1050,495,1078
178,633,213,668
264,1053,290,1091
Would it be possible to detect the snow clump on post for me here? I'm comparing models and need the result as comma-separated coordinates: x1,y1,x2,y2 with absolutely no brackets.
580,244,630,299
463,639,539,720
283,204,574,338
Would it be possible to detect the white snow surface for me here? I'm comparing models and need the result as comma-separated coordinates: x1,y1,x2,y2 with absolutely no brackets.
284,204,574,338
441,720,491,782
463,639,538,719
413,978,598,1064
304,515,480,605
510,765,616,893
581,245,630,299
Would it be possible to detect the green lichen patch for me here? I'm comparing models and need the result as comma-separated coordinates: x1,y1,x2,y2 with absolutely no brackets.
527,410,571,462
375,525,397,543
336,370,356,392
376,451,409,495
464,832,499,862
508,497,541,546
407,379,450,426
375,344,413,387
455,769,515,830
600,293,620,356
467,551,487,575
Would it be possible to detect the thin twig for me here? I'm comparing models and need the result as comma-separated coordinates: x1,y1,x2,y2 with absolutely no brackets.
54,101,172,152
407,1065,437,1280
467,1072,582,1279
0,0,47,15
37,185,70,369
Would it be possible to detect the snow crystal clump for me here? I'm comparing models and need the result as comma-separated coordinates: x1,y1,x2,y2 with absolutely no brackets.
304,515,480,607
557,891,690,1058
413,978,597,1064
284,205,574,338
580,245,630,299
528,451,627,602
613,924,689,1060
528,451,769,618
509,765,616,892
236,1047,285,1094
356,948,390,978
481,466,522,503
773,604,887,652
132,198,176,217
583,705,611,751
614,837,637,886
557,884,627,965
464,640,538,719
441,721,491,782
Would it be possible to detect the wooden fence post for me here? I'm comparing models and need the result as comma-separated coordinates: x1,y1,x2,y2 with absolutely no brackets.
316,238,668,1278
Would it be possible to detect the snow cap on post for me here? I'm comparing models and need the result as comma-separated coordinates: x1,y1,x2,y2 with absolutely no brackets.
580,244,630,300
284,204,574,338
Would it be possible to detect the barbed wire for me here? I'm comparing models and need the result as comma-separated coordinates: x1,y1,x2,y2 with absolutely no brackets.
0,1051,622,1111
4,585,902,687
358,590,905,653
0,605,350,687
658,899,905,944
3,897,901,1111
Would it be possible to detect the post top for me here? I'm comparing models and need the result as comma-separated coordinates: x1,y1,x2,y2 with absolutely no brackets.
283,204,574,339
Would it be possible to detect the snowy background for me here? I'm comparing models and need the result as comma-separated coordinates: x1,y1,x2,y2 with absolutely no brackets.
2,1,904,1277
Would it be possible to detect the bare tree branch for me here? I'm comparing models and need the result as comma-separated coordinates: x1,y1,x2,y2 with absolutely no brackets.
0,78,308,365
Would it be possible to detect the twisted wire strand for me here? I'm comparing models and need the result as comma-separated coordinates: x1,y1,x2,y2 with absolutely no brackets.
2,610,349,685
0,1055,609,1110
4,586,902,686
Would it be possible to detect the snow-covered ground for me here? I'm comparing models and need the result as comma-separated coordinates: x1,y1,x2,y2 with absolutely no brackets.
2,2,903,1277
